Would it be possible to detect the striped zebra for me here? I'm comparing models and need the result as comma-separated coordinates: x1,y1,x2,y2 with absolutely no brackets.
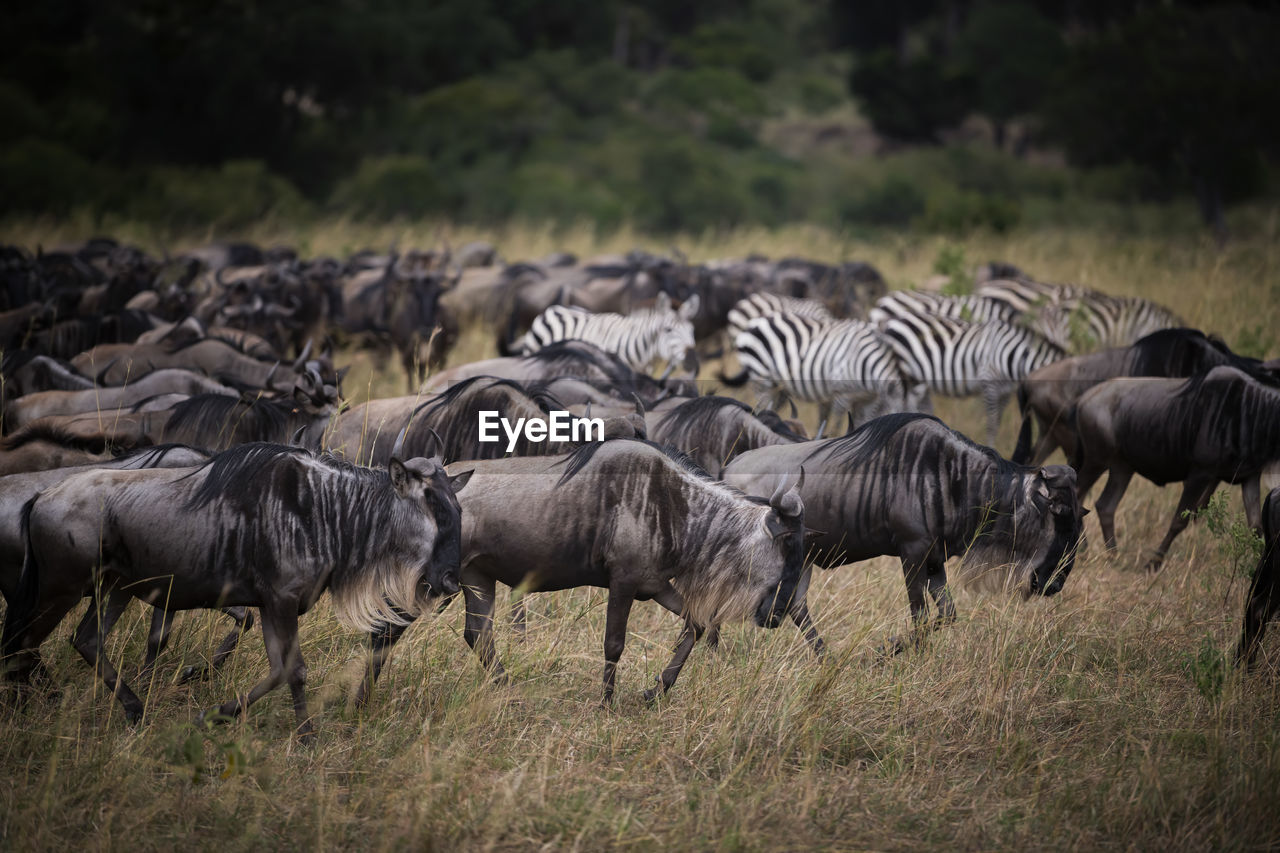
514,292,701,378
978,278,1183,351
870,289,1072,351
881,312,1066,446
720,312,923,439
726,292,835,341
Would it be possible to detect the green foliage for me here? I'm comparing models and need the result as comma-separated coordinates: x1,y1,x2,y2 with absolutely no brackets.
933,244,973,296
671,22,778,83
956,2,1065,130
837,175,926,228
1188,490,1264,580
918,188,1020,235
1182,634,1227,706
164,719,252,784
130,161,312,229
0,139,110,214
330,156,452,219
848,49,973,143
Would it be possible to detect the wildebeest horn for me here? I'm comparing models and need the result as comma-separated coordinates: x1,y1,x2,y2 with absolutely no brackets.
215,266,229,286
631,392,645,418
769,468,804,518
425,428,444,458
584,401,592,420
292,339,313,370
391,423,409,460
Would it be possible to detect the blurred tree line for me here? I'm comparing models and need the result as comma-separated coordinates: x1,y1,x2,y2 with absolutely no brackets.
2,0,1276,236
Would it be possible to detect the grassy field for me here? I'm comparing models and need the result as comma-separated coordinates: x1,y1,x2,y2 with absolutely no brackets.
2,221,1279,850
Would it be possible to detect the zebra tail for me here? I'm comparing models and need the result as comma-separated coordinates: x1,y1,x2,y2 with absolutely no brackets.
1012,383,1034,465
2,496,41,664
717,367,751,386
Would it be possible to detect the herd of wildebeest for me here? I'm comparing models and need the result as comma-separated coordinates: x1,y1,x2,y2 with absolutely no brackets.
0,237,1277,742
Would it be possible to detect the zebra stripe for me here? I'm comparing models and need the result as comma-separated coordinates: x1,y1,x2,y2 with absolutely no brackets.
869,290,1018,327
978,278,1183,351
733,313,918,437
882,312,1066,445
727,293,834,342
516,295,697,374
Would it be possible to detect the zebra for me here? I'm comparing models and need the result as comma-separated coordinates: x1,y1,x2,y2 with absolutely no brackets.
513,292,700,379
881,312,1066,446
870,289,1072,352
720,312,923,439
977,278,1182,351
726,292,835,342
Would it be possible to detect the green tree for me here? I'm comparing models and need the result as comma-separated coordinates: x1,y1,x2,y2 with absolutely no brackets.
1045,5,1280,239
849,49,972,144
956,2,1064,151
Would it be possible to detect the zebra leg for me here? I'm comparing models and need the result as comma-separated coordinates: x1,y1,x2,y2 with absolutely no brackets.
983,384,1011,448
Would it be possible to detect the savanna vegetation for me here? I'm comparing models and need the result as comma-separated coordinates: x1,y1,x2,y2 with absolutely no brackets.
1,222,1277,850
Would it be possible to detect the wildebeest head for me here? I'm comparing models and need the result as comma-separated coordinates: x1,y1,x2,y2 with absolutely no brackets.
388,455,472,598
652,292,701,377
967,464,1085,598
754,468,813,628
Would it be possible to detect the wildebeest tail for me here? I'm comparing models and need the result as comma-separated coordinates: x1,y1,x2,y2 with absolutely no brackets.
718,366,750,386
1,496,41,663
1012,383,1033,464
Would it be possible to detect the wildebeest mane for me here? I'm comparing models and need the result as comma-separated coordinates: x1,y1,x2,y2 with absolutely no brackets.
163,392,294,444
522,340,667,399
1129,328,1268,381
556,437,721,489
409,375,567,461
183,443,308,511
666,395,804,442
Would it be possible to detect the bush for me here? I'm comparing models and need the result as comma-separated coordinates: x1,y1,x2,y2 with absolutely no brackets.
836,175,927,227
330,156,452,219
918,188,1021,234
131,160,311,228
0,139,112,213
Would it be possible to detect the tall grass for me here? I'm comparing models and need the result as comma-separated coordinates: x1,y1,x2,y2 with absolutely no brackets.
1,221,1278,850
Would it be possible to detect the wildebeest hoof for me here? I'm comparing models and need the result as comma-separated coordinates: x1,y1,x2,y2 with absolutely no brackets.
875,636,909,657
641,685,662,704
177,664,208,685
123,705,144,725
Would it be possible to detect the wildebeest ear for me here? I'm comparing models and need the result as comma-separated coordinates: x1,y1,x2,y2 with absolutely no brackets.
655,291,671,313
389,457,411,496
449,469,474,493
335,365,350,384
678,293,700,320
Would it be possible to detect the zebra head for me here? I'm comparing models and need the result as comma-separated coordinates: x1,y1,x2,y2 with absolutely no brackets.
653,292,700,377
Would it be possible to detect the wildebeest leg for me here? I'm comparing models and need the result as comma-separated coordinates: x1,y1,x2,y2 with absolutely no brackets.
208,604,311,741
881,548,942,655
463,577,507,684
174,607,256,684
1237,533,1279,667
788,565,825,657
1242,475,1262,533
601,582,636,704
3,587,83,686
926,568,956,628
71,587,145,723
354,618,412,708
642,584,701,702
510,594,528,638
1094,465,1135,550
1147,476,1218,571
1029,412,1060,467
139,607,175,681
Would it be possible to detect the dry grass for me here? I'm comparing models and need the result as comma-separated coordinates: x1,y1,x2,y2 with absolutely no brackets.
2,220,1279,851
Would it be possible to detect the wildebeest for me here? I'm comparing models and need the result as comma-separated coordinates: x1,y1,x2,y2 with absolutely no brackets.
326,376,637,466
0,445,250,680
1071,366,1280,569
723,413,1085,652
1012,328,1266,466
3,443,470,740
646,395,805,477
1238,487,1280,668
5,369,238,432
358,439,809,705
0,424,134,475
424,340,678,407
